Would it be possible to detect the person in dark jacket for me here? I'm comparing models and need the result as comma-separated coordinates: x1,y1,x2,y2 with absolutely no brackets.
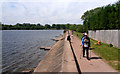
81,33,90,60
67,35,71,43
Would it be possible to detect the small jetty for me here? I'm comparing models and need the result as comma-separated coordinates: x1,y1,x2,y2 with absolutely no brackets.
40,47,51,50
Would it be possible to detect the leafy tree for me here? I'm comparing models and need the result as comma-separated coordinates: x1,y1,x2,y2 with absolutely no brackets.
52,24,56,29
45,24,51,29
81,1,120,31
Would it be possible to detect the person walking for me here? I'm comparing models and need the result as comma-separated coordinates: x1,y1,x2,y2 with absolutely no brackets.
67,34,71,43
81,33,91,60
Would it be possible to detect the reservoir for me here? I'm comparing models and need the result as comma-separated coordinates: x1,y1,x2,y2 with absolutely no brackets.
2,30,63,72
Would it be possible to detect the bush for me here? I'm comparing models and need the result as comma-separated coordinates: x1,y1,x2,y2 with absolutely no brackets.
109,44,113,47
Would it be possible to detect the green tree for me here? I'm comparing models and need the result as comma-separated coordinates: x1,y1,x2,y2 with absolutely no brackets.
81,1,120,30
45,24,51,29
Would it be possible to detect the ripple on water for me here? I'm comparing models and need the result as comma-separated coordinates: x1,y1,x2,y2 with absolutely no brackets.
2,30,63,72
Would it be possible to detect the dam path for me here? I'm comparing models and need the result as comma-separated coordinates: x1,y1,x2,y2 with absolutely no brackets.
69,31,117,73
33,31,118,74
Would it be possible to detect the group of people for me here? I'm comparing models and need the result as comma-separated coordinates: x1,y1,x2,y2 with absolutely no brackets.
67,31,91,60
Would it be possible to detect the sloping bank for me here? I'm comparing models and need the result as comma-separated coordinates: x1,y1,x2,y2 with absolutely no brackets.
33,32,78,73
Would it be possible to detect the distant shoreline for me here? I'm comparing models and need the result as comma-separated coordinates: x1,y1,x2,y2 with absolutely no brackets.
1,29,64,30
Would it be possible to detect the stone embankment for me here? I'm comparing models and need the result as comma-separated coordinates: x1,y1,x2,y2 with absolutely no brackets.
33,31,78,73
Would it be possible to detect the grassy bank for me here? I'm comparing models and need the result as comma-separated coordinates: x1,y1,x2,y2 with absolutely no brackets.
73,31,119,70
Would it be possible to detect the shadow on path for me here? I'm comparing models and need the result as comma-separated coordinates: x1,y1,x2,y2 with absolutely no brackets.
89,48,95,50
90,57,102,60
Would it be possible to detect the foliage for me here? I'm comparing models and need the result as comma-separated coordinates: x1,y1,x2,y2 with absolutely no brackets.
2,23,66,30
69,24,86,33
2,23,86,33
81,1,120,31
2,23,84,30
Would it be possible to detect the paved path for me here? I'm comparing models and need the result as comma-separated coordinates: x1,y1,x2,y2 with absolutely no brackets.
69,31,118,73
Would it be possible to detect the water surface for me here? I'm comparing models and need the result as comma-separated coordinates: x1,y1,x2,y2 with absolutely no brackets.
2,30,63,72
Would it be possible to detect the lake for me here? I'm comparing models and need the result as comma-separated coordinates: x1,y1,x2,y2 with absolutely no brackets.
2,30,63,72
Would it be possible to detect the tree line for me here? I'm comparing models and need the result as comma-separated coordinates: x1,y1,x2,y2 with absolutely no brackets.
1,23,82,31
2,23,64,30
81,1,120,31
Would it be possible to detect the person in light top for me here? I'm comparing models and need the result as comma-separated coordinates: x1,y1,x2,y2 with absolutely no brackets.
81,33,91,60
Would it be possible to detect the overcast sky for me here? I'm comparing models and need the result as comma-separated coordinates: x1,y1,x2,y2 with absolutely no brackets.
0,0,118,25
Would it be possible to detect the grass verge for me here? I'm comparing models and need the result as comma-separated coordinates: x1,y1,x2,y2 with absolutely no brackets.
73,31,119,70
